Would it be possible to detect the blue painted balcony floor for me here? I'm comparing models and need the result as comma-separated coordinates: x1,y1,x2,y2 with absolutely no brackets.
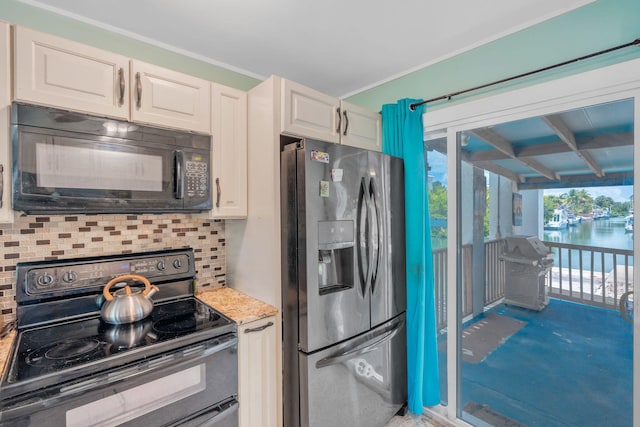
438,299,633,426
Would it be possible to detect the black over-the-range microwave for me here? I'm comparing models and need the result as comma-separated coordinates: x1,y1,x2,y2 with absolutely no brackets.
11,103,212,214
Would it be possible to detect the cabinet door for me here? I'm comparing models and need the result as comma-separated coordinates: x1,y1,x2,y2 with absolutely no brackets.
339,100,382,152
14,26,129,120
238,316,277,427
131,61,211,134
281,79,340,143
0,21,12,223
210,83,247,218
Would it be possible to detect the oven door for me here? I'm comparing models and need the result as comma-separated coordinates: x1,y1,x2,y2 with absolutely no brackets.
0,334,238,427
12,124,211,213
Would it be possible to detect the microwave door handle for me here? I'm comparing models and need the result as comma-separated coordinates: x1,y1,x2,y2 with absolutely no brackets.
174,150,185,199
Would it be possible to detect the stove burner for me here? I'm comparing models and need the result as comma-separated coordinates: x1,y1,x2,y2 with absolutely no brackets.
27,324,89,344
26,338,102,366
46,339,101,360
156,300,194,315
152,314,196,334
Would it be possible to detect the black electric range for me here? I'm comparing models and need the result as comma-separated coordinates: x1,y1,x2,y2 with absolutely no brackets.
0,249,238,426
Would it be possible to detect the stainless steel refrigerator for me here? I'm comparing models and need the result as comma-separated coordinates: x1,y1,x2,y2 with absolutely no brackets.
281,138,407,427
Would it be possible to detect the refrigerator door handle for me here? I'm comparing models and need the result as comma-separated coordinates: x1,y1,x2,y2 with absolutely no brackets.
315,317,404,369
369,177,382,293
357,177,370,297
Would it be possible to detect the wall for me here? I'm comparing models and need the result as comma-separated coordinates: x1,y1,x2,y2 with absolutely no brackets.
0,214,226,326
347,0,640,111
0,0,260,91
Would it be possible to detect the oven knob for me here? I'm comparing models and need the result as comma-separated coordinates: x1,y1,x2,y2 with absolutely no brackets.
36,273,54,288
173,259,183,269
157,260,166,271
62,271,78,283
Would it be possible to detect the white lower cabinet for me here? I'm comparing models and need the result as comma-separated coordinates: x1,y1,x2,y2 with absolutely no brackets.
238,315,278,427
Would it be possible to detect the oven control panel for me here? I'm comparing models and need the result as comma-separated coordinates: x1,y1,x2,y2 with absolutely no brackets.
20,251,193,298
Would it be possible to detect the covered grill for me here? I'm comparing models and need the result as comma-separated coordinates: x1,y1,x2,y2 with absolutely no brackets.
500,235,554,311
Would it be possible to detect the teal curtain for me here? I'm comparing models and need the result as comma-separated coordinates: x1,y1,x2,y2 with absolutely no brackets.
381,99,440,413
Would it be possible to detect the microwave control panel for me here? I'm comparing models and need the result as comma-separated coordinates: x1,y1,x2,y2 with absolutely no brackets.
185,160,209,199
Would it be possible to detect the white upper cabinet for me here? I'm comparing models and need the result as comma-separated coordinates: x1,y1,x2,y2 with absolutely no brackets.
281,78,381,151
0,21,12,223
13,26,212,134
339,100,381,151
210,83,247,219
14,26,130,120
281,79,341,144
131,61,211,134
0,22,9,107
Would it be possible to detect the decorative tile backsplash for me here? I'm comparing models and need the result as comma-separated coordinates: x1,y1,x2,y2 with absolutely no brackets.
0,214,225,325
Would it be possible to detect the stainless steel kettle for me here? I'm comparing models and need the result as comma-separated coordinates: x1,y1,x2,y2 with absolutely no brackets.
100,274,159,324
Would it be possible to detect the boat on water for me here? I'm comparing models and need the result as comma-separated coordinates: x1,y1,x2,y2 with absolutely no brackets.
545,208,569,230
625,214,634,233
579,213,594,222
567,212,581,226
593,207,611,220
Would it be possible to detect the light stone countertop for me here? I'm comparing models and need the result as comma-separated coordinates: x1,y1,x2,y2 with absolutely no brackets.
196,286,278,325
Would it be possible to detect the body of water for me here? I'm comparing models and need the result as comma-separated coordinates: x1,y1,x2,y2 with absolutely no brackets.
543,217,633,272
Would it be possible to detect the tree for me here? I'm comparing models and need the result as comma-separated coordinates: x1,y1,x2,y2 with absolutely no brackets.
565,189,592,214
544,195,564,222
594,195,615,209
428,181,447,219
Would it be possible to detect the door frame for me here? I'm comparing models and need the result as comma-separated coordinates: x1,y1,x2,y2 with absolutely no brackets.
422,58,640,425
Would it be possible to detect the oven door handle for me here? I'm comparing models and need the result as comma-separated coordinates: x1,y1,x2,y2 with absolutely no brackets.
1,334,239,422
59,334,238,397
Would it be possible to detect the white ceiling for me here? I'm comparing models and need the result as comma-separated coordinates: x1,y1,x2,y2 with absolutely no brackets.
19,0,594,98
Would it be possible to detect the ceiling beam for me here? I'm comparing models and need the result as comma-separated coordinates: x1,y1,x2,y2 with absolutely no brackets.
474,161,523,183
468,128,514,157
518,171,633,191
466,131,632,162
542,114,604,177
469,128,559,181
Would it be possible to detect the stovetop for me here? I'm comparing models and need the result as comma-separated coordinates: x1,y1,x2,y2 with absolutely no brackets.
2,248,236,401
7,297,234,384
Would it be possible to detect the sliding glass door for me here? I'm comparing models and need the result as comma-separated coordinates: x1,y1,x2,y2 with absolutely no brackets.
422,59,640,426
454,99,634,426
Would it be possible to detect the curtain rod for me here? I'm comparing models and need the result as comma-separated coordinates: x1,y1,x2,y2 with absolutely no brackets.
409,37,640,111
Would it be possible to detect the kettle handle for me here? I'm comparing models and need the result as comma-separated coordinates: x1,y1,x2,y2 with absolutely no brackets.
103,274,153,301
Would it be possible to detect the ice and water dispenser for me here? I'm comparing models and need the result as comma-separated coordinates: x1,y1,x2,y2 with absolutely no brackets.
317,220,354,295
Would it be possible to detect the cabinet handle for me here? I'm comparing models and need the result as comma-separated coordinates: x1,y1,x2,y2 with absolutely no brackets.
135,72,142,108
244,321,274,334
216,177,221,208
118,68,125,106
335,107,342,134
343,110,349,136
